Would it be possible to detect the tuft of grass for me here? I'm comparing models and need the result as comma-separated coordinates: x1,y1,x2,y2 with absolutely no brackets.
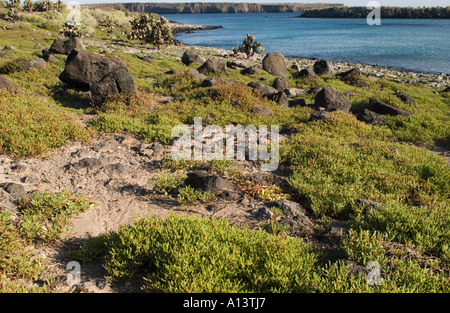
177,185,217,205
17,191,95,242
0,90,95,157
0,212,46,280
150,172,186,196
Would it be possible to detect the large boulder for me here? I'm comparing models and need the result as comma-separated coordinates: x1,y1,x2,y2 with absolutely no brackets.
315,87,351,113
227,60,254,69
49,37,85,55
247,81,279,97
59,49,137,105
313,59,334,75
268,199,316,236
197,57,228,75
336,67,368,87
181,50,205,65
296,66,317,79
267,91,289,108
186,68,207,81
288,98,306,108
59,50,103,90
89,58,138,105
28,58,47,71
262,52,287,77
272,77,288,92
0,75,22,93
184,172,239,200
0,58,46,74
356,109,386,125
369,99,411,116
240,66,260,76
394,92,417,106
252,104,273,117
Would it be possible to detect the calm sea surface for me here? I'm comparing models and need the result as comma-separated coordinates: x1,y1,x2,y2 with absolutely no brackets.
164,12,450,74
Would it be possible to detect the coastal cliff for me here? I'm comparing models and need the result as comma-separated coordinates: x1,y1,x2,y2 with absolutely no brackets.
300,6,450,19
85,2,344,14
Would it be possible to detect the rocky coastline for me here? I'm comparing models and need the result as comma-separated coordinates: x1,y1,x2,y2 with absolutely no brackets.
168,21,223,34
171,39,449,88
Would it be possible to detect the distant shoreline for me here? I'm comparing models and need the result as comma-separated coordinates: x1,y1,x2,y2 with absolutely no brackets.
169,21,223,34
84,2,343,14
300,6,450,19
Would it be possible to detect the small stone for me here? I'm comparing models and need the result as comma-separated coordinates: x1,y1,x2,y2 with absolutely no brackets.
28,58,47,70
164,69,181,75
247,81,278,97
91,142,107,152
71,158,103,170
309,110,331,122
252,104,273,117
3,183,27,198
22,174,39,185
104,163,126,175
356,199,384,215
269,199,308,219
254,207,272,220
11,164,29,173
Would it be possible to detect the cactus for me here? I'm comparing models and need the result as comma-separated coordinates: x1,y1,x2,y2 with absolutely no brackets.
23,0,32,12
60,22,82,38
100,15,115,32
128,13,173,50
33,0,53,12
7,6,19,22
234,34,265,59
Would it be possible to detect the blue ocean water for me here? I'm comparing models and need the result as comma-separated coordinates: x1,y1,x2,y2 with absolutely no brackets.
164,12,450,74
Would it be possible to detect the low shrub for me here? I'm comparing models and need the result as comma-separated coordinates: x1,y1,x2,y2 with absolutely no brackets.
71,214,318,292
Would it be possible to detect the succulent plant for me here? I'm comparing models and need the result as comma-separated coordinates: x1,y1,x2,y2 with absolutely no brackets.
128,13,173,50
60,22,83,38
23,0,33,12
233,34,265,59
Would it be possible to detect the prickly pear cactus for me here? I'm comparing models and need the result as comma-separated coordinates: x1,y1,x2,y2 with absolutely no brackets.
234,34,265,59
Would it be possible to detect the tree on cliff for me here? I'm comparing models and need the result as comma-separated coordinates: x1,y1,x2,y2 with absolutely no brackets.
128,13,173,50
